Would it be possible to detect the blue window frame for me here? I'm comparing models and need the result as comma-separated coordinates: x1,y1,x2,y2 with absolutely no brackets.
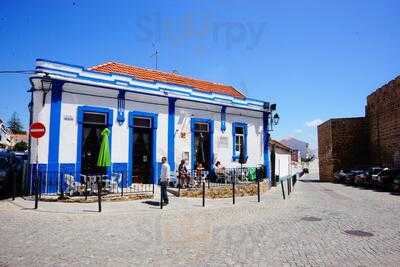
232,122,248,161
76,106,113,178
190,118,214,171
128,111,158,185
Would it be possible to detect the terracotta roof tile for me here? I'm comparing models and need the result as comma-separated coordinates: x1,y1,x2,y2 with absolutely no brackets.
88,62,245,98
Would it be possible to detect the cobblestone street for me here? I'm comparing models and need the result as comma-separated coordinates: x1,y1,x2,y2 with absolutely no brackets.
1,176,400,266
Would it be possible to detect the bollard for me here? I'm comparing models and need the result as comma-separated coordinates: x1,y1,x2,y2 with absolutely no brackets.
208,178,210,189
257,179,260,203
152,182,155,195
202,182,205,207
232,180,236,205
12,172,16,201
60,176,65,200
34,177,39,209
160,184,163,209
281,180,285,200
97,176,102,212
84,179,88,200
121,174,124,197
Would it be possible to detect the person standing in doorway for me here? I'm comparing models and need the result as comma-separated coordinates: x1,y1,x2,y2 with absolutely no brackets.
160,156,170,205
178,159,189,188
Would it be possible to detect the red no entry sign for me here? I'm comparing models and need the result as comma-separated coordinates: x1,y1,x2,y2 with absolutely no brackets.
30,122,46,139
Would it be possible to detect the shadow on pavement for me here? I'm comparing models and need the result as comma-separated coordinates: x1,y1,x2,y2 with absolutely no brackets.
299,179,322,183
142,200,161,206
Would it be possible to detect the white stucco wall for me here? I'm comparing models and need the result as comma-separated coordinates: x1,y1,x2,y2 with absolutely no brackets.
30,90,51,164
274,147,292,178
33,82,266,174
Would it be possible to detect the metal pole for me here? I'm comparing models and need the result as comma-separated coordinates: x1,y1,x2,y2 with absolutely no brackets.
97,176,102,212
160,183,163,209
232,180,235,205
60,173,65,199
287,179,290,196
12,169,16,201
121,174,124,197
202,181,205,207
281,180,285,200
257,179,260,203
85,177,88,200
34,139,39,209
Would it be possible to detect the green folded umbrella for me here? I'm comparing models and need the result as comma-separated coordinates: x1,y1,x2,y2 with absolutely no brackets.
97,128,111,167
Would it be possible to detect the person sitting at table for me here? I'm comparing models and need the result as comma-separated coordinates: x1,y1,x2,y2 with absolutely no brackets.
215,161,226,182
178,159,189,188
196,163,204,184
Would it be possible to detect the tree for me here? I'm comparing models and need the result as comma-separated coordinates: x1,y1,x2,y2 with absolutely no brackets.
7,112,24,134
14,141,28,152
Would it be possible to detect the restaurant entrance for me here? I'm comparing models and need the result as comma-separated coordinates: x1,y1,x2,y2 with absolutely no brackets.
193,122,211,171
81,112,108,175
131,117,153,184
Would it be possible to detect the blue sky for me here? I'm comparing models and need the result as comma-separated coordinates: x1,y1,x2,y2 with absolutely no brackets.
0,0,399,148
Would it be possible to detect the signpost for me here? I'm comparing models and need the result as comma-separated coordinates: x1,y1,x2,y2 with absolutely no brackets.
29,122,46,209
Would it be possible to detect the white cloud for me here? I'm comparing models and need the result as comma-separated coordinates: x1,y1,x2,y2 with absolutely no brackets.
305,119,323,128
294,129,303,133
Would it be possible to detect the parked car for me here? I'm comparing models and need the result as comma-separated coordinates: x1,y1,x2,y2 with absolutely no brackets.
365,167,383,186
334,169,351,183
392,173,400,193
0,151,10,196
374,168,400,190
354,170,369,186
345,170,364,185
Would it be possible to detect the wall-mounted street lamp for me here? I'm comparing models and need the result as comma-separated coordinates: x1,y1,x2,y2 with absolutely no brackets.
30,74,53,106
40,74,53,106
263,102,280,187
263,102,280,131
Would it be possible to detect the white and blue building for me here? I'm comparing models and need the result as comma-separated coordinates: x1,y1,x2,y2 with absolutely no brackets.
28,59,277,193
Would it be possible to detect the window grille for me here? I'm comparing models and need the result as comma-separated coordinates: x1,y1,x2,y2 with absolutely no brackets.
133,117,152,128
83,112,107,125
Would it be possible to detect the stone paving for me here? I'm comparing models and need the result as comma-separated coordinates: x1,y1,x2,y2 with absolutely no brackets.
0,175,400,266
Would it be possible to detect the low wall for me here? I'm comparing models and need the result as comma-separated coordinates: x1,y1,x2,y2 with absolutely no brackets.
179,182,269,198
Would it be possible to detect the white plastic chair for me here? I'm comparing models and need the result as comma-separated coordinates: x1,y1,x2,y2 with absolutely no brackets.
64,174,81,196
111,173,122,193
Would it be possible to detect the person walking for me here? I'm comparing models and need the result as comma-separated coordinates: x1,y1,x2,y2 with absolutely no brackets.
160,156,170,205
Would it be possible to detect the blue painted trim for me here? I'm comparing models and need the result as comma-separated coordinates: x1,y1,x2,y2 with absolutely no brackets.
168,98,176,171
117,90,126,124
221,106,227,133
35,59,266,112
30,164,48,194
47,81,64,174
76,106,113,178
59,163,76,193
112,163,128,187
190,118,214,171
232,122,248,161
263,112,270,178
128,111,158,185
